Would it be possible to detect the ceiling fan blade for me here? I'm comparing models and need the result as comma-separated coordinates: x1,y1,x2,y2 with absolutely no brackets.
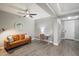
23,15,26,17
29,15,33,18
30,14,37,15
18,12,25,14
9,5,25,11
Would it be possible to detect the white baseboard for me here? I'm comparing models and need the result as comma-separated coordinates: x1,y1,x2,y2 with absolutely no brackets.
53,42,59,46
53,39,61,46
61,38,79,41
49,41,53,43
74,39,79,41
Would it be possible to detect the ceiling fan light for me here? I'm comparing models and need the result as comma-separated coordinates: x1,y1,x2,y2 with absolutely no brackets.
26,14,29,17
26,11,30,14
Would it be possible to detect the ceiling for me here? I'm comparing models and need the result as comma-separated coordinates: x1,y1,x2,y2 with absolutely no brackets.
0,3,51,20
0,3,79,20
47,3,79,17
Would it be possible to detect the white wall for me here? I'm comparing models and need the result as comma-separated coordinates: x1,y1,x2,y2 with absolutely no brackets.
0,10,35,46
35,17,54,35
53,18,62,45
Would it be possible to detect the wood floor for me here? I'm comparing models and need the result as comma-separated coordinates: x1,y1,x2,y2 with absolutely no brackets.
0,39,79,56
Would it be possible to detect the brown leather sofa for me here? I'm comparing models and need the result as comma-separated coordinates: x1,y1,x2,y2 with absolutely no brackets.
4,34,31,50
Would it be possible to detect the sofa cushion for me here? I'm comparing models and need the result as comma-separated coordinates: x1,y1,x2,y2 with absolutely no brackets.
7,35,13,43
19,34,25,40
10,39,27,46
12,35,19,41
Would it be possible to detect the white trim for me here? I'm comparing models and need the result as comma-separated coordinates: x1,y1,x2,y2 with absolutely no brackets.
61,38,79,41
53,42,59,46
49,40,53,43
56,3,62,14
46,3,57,16
53,40,61,46
74,39,79,41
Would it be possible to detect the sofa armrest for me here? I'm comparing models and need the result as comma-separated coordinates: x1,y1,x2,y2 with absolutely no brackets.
29,36,31,39
4,38,9,49
28,36,32,42
25,36,32,42
4,38,9,43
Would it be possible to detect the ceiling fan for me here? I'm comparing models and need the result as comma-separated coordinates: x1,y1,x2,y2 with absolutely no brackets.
9,5,37,18
18,9,37,18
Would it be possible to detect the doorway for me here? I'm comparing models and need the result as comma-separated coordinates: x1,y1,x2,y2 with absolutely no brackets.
63,20,75,40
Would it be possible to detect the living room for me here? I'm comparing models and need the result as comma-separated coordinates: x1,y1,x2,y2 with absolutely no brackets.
0,3,79,56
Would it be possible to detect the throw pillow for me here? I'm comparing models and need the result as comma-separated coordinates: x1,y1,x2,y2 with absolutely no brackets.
19,34,25,40
12,35,19,41
7,35,13,43
25,34,29,39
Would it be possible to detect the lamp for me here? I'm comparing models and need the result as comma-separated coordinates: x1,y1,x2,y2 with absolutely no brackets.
41,27,45,34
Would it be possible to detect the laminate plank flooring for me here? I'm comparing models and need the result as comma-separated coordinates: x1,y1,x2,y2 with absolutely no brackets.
0,39,79,56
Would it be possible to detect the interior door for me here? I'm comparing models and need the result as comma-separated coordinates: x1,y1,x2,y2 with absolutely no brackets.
64,20,75,39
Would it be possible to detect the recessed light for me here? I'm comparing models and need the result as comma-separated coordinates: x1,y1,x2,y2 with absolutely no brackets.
71,16,79,19
74,16,79,18
67,17,72,19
